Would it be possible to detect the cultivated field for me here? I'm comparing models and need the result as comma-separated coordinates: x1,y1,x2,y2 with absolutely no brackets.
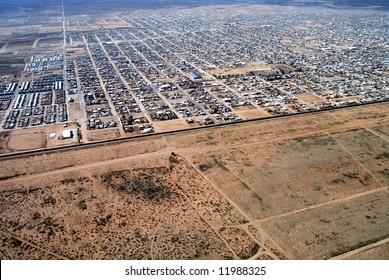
0,103,388,259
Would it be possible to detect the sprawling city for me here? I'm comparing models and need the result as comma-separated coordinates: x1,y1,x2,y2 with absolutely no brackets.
0,0,388,261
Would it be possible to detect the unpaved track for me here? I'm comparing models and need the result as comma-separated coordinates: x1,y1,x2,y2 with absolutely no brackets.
2,114,387,184
1,103,388,260
330,238,389,260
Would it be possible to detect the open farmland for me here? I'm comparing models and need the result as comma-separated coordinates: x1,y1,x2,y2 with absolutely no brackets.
0,103,388,260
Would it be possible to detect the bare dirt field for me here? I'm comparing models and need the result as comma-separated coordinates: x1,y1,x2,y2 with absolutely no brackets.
96,19,129,29
341,242,389,260
295,92,323,102
0,54,27,75
0,112,5,124
152,119,191,133
236,108,270,120
261,192,389,259
68,102,82,122
372,120,389,140
0,124,78,154
86,128,121,141
0,131,11,154
0,103,388,259
7,132,46,151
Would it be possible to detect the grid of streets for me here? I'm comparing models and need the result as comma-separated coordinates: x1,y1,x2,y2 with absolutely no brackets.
0,6,388,139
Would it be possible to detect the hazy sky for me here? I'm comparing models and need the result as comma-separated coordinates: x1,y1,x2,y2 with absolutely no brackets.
0,0,387,9
0,0,387,3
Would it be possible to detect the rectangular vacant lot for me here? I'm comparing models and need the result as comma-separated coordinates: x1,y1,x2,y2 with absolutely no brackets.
261,191,389,259
331,128,389,185
193,133,382,220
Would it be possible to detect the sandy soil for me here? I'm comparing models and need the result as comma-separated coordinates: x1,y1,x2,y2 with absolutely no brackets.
7,132,46,151
0,112,5,124
342,242,389,260
152,119,190,133
1,124,78,153
295,92,323,102
261,192,389,259
86,128,121,141
0,103,388,259
68,101,82,122
236,108,270,120
291,47,314,55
